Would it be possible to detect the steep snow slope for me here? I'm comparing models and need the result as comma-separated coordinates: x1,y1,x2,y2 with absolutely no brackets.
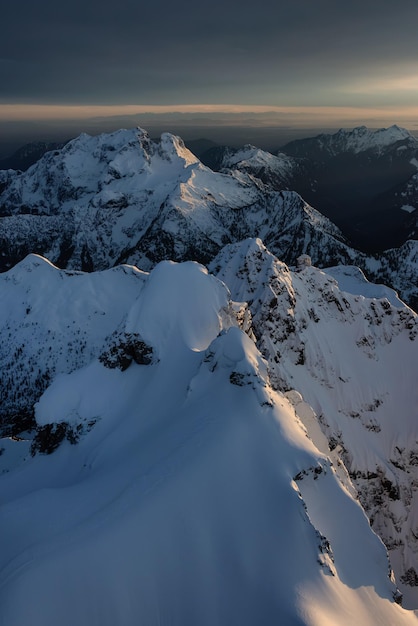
211,238,418,606
0,258,416,625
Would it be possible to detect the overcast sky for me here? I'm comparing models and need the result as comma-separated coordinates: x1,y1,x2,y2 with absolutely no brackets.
1,0,418,138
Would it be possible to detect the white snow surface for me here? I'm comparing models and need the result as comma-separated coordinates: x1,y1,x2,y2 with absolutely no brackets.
322,265,405,307
0,253,148,435
125,260,229,354
1,254,417,625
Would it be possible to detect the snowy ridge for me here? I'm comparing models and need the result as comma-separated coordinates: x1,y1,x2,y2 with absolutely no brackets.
211,238,418,606
331,125,415,155
1,254,417,625
322,265,405,307
1,126,418,624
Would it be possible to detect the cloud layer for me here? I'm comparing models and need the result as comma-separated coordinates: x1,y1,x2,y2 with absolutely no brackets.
2,0,418,107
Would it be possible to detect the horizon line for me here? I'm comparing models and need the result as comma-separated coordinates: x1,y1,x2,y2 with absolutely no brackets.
0,103,417,127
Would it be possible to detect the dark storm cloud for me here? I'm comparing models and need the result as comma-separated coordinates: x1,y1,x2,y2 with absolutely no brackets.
1,0,418,104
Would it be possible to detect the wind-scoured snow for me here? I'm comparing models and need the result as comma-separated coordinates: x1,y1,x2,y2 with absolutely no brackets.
125,261,229,354
0,255,416,625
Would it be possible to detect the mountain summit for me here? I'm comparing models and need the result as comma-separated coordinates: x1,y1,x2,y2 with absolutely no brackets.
0,127,349,272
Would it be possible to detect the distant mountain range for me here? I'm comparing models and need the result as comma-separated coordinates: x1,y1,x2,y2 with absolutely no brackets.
200,124,418,252
2,125,417,253
0,127,417,309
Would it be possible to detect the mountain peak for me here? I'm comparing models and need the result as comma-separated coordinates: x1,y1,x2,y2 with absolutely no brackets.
330,125,415,154
284,124,416,158
159,132,200,166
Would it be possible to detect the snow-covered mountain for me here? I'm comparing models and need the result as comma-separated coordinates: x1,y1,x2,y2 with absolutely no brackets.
1,252,418,625
202,126,418,254
0,127,417,309
0,128,346,272
199,143,307,190
0,254,148,437
211,237,418,606
283,125,417,158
